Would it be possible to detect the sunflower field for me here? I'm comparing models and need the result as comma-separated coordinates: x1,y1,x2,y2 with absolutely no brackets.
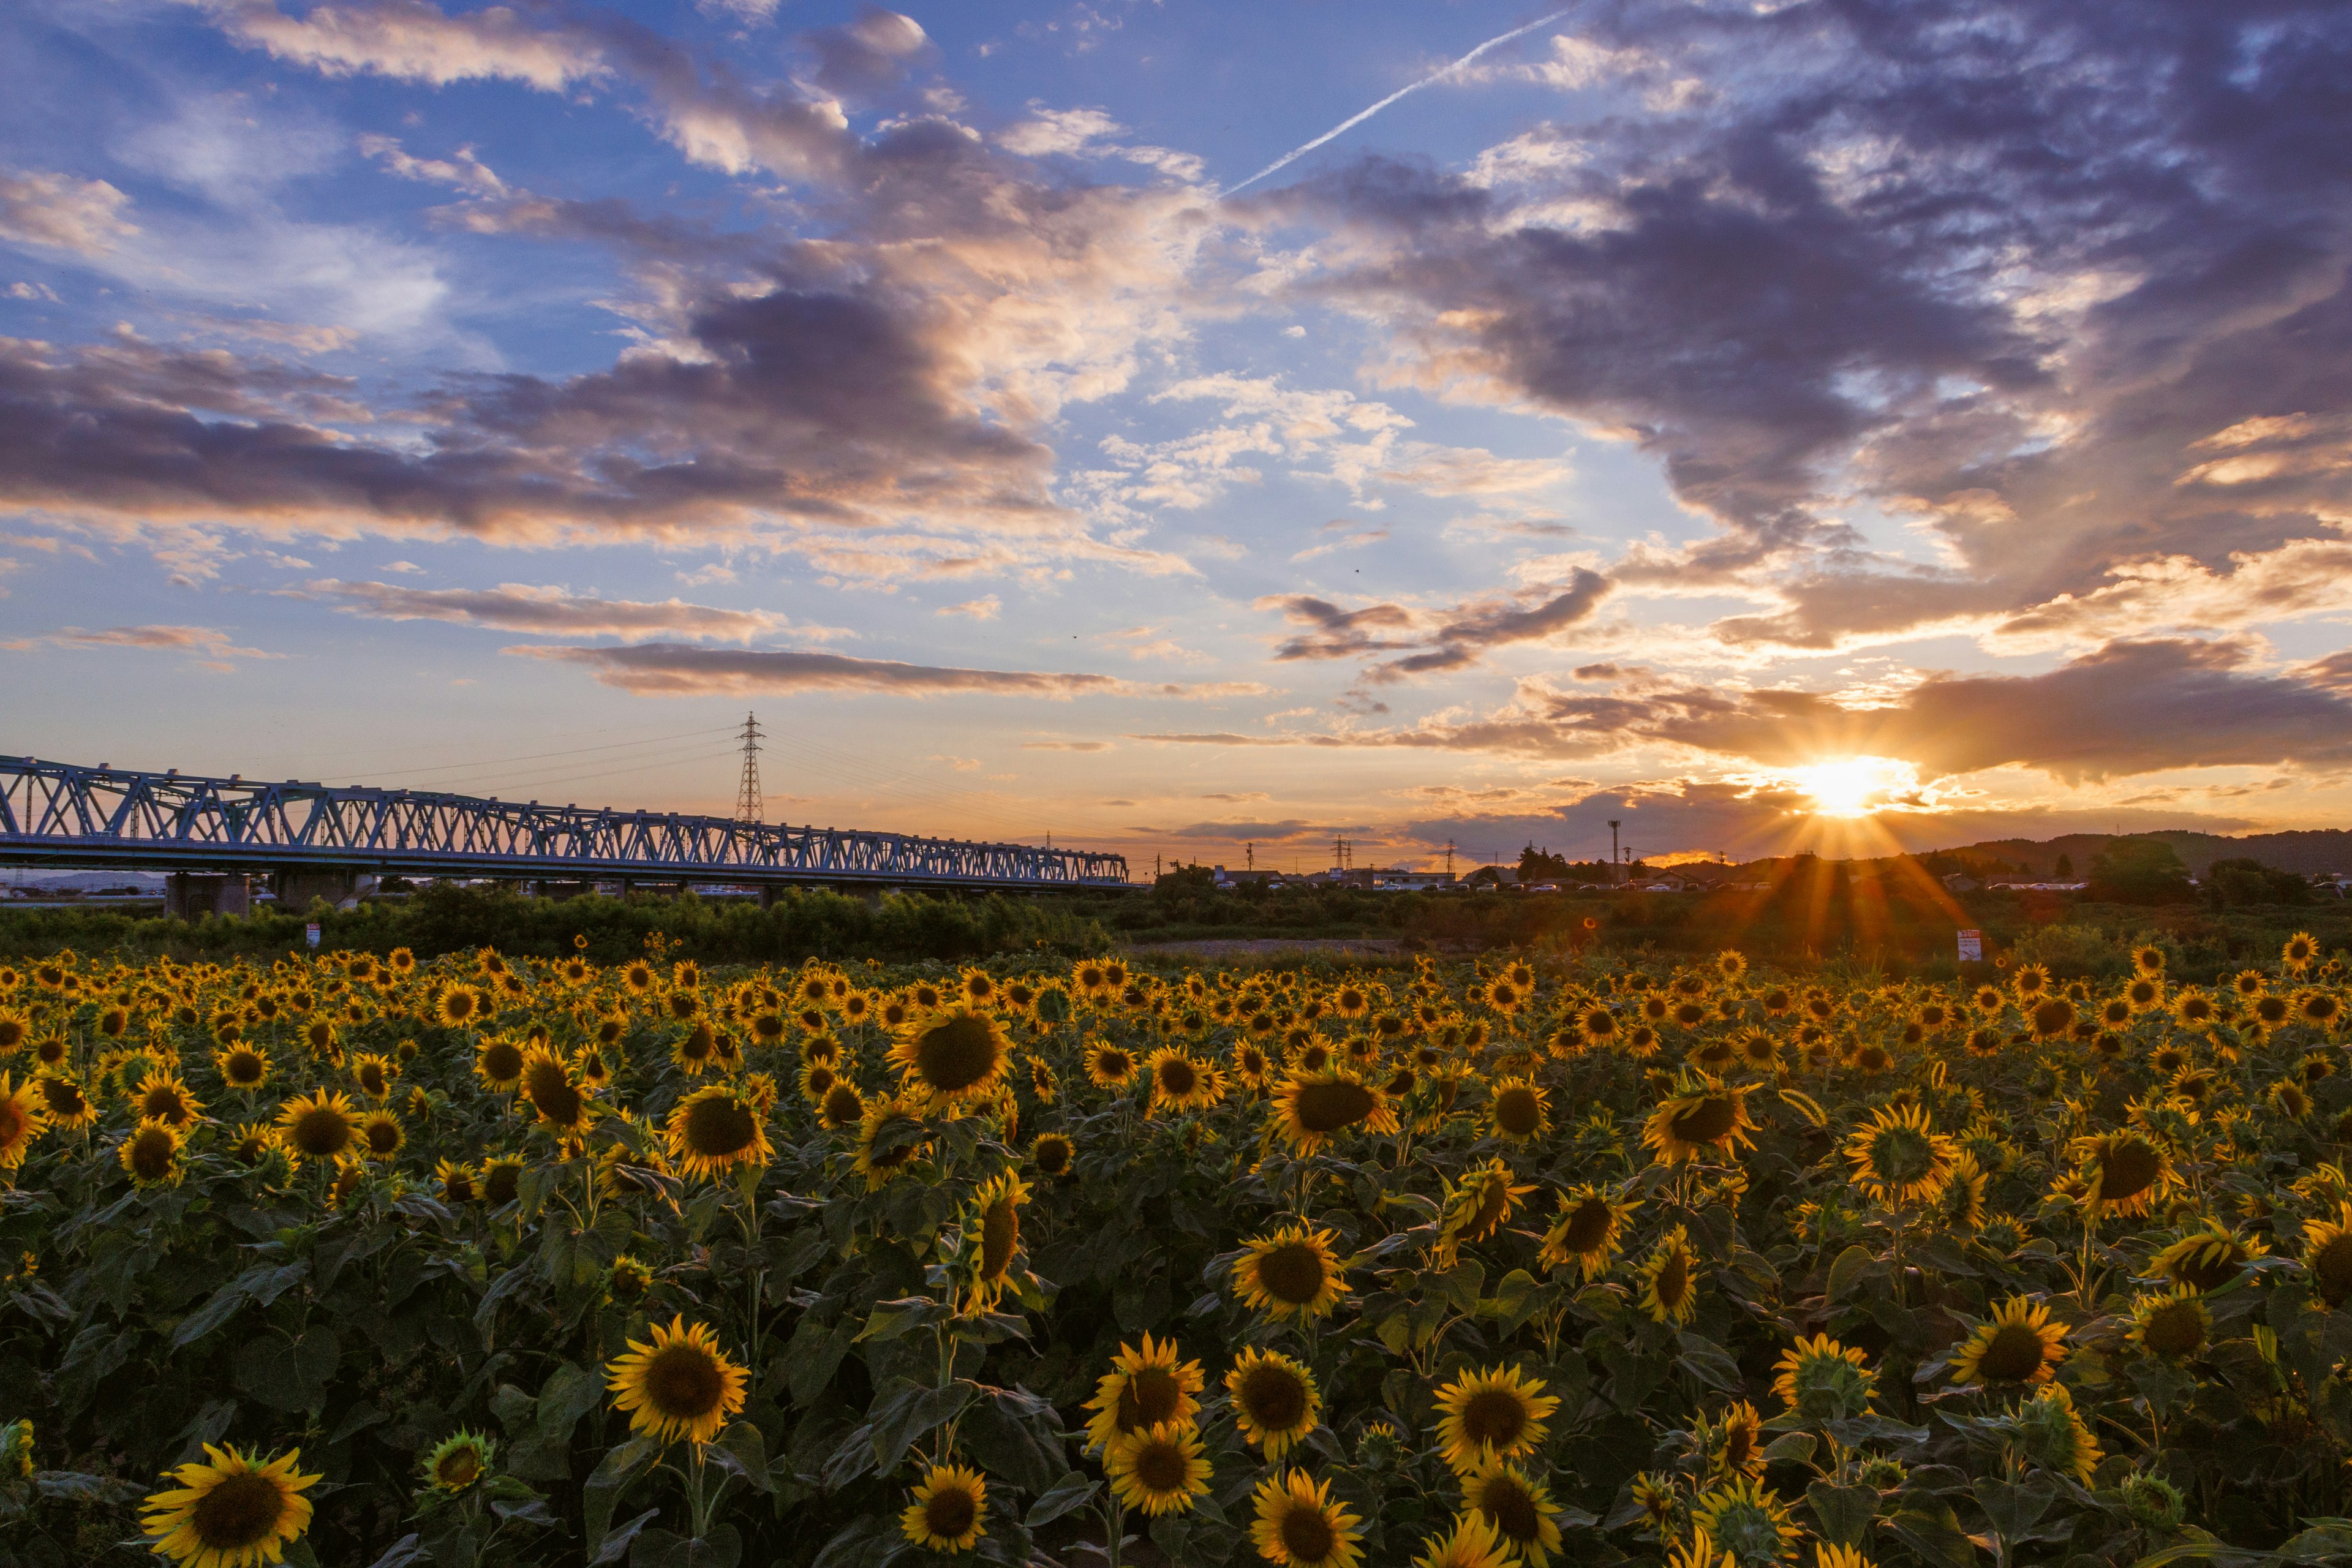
6,936,2352,1568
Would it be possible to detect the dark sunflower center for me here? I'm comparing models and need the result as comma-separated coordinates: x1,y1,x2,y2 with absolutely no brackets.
42,1081,85,1117
822,1086,864,1127
1256,1242,1329,1305
1471,1182,1510,1237
1158,1058,1199,1096
644,1344,726,1418
684,1096,758,1159
526,1063,582,1126
1496,1088,1541,1136
1133,1437,1190,1492
484,1165,521,1205
1668,1097,1736,1145
130,1129,176,1180
228,1054,263,1084
366,1121,401,1154
2101,1140,2160,1203
1117,1366,1180,1431
1281,1504,1336,1562
1238,1364,1308,1431
1035,1139,1071,1176
0,1101,23,1145
914,1016,1002,1093
1980,1323,2047,1381
189,1471,286,1548
1480,1476,1540,1541
445,1172,477,1201
1460,1387,1528,1447
2312,1233,2352,1304
1561,1199,1612,1253
437,1449,482,1487
1654,1250,1690,1306
2144,1302,2206,1357
924,1487,976,1539
980,1199,1019,1278
1293,1080,1376,1134
480,1044,522,1082
290,1107,351,1157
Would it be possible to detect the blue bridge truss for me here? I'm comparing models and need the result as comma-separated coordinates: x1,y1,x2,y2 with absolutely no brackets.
0,756,1130,892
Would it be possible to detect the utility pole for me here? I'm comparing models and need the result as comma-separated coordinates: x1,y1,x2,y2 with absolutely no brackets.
734,712,764,823
1608,819,1621,883
1445,838,1455,879
1246,841,1254,872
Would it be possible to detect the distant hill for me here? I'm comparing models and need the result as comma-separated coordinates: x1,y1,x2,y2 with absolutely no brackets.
1942,831,2352,878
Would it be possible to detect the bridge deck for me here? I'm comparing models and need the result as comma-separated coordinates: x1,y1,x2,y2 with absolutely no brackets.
0,756,1130,891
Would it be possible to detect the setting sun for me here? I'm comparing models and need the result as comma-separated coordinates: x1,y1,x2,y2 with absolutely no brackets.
1787,756,1921,818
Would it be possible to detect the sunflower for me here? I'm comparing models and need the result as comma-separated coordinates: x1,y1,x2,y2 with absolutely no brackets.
276,1090,356,1166
1841,1103,1956,1208
1031,1131,1076,1180
422,1430,494,1493
481,1155,528,1207
2149,1219,2266,1291
137,1072,203,1129
2299,1203,2352,1306
1771,1334,1873,1422
1250,1470,1364,1568
33,1072,93,1133
348,1052,395,1101
518,1047,591,1133
854,1095,932,1190
889,1005,1012,1108
1642,1082,1756,1164
2011,1382,2101,1484
817,1081,867,1133
436,1159,480,1204
1147,1047,1224,1115
356,1109,405,1162
1700,1400,1768,1481
141,1444,317,1568
2070,1129,2174,1218
901,1463,987,1554
1691,1476,1802,1567
1951,1297,2068,1387
1538,1184,1638,1282
1106,1421,1211,1517
1488,1077,1548,1143
1271,1068,1400,1153
0,1074,45,1170
1085,1039,1138,1090
1411,1513,1512,1568
1233,1225,1349,1321
2127,1286,2209,1360
473,1036,526,1093
435,984,486,1029
1224,1348,1320,1460
664,1084,771,1183
606,1316,748,1445
1435,1159,1536,1266
1638,1226,1703,1325
2284,932,2320,973
1084,1333,1205,1450
1433,1364,1559,1476
1030,1057,1058,1104
1461,1457,1566,1568
215,1044,270,1091
957,1170,1029,1314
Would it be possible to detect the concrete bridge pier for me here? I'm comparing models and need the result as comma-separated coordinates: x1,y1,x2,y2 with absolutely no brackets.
271,868,362,910
167,873,252,919
530,880,592,900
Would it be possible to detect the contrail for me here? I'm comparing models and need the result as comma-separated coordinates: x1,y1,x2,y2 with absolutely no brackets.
1221,6,1576,197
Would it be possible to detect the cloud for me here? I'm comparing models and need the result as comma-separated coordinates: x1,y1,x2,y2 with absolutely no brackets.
508,642,1270,700
17,623,278,672
358,135,506,197
0,169,138,258
290,579,788,640
1022,739,1113,751
198,0,610,91
1257,568,1611,679
938,595,1001,619
802,7,933,102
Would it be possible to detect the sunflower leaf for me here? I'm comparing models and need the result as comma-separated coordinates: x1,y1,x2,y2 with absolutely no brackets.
1026,1471,1099,1528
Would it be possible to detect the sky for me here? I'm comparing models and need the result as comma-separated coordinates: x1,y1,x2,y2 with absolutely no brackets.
4,0,2352,878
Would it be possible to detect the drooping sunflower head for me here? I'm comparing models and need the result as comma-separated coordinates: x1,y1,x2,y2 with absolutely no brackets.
957,1169,1029,1313
1433,1363,1559,1476
1642,1082,1756,1165
1770,1334,1874,1423
1085,1333,1205,1450
2009,1382,2102,1484
2299,1203,2352,1306
1703,1400,1767,1480
1225,1347,1321,1460
1951,1296,2069,1387
900,1463,988,1554
1539,1185,1637,1281
1691,1475,1802,1568
2149,1219,2266,1292
665,1084,772,1183
0,1075,45,1170
1272,1068,1400,1153
605,1316,748,1446
140,1444,318,1568
518,1047,590,1132
854,1095,932,1190
423,1430,495,1493
1638,1226,1703,1325
1234,1224,1348,1322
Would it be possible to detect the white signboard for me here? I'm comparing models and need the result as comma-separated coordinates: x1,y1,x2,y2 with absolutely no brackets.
305,922,322,949
1956,929,1982,962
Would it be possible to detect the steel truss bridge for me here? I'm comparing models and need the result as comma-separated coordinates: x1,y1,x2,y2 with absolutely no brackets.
0,756,1130,893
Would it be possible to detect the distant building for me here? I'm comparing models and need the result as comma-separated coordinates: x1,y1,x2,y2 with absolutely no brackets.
1942,872,1981,893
